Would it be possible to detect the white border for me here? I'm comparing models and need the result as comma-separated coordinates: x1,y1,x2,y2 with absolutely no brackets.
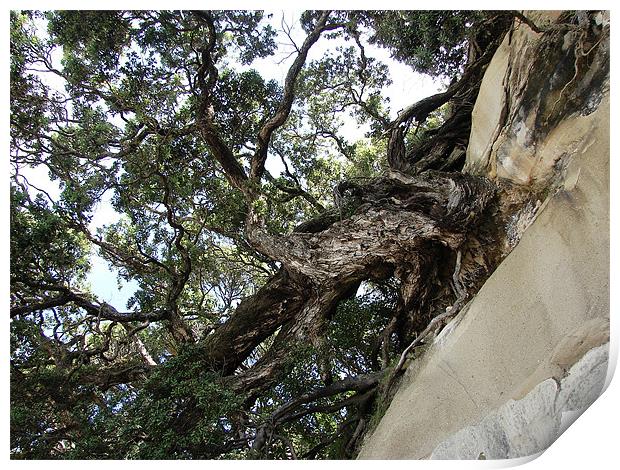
2,2,617,468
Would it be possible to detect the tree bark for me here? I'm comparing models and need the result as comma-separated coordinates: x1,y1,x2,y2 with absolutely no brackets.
197,169,497,394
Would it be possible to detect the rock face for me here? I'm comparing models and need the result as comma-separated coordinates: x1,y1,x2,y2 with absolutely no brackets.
464,11,609,187
429,344,609,459
358,11,609,460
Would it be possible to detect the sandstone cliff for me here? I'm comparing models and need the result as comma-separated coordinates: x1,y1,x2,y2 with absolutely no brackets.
359,11,610,460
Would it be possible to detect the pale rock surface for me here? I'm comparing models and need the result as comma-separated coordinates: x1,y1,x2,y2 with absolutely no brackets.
358,12,609,460
429,344,609,459
464,11,609,187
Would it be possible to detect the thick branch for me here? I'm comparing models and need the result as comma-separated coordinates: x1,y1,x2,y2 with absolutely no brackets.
248,171,496,283
386,19,510,173
11,294,73,317
391,44,498,130
192,11,250,195
10,280,167,323
200,270,309,374
199,124,250,194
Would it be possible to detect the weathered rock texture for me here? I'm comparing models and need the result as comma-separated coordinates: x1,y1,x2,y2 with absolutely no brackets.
464,11,609,187
430,344,609,459
359,11,609,460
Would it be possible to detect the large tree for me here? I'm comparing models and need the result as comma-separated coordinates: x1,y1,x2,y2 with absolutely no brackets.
10,10,517,459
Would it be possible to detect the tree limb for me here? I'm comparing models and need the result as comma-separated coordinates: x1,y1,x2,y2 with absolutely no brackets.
250,11,342,182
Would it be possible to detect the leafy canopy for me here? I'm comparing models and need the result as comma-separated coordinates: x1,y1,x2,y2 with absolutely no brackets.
10,10,494,459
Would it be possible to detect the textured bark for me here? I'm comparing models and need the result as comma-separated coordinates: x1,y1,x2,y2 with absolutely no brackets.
13,10,570,460
210,170,498,394
201,269,310,374
157,167,498,400
248,171,495,282
231,279,361,394
387,14,513,175
191,11,506,399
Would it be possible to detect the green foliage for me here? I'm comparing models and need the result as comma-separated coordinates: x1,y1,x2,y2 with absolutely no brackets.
84,348,242,459
10,12,54,150
343,139,387,178
326,284,397,374
359,11,487,77
10,361,100,459
47,11,130,68
10,186,90,288
248,284,397,459
11,345,241,460
214,69,282,152
9,9,482,460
